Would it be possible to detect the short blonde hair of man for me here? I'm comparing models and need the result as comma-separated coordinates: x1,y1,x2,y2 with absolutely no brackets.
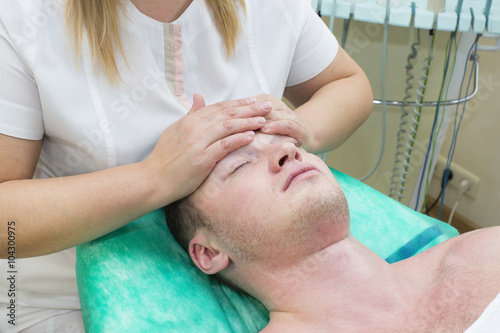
65,0,245,83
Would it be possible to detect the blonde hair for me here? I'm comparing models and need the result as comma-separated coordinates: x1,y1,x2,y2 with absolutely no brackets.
65,0,245,82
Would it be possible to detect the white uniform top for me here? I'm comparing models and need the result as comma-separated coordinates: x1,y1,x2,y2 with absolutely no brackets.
465,293,500,333
0,0,338,330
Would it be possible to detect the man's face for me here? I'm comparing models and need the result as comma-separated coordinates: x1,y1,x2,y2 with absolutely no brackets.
191,133,349,267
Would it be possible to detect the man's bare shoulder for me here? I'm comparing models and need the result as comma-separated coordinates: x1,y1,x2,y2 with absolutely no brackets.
447,226,500,264
436,227,500,328
397,227,500,332
395,226,500,290
456,225,500,239
414,226,500,266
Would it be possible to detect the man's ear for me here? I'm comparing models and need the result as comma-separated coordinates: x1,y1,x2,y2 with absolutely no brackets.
189,231,229,275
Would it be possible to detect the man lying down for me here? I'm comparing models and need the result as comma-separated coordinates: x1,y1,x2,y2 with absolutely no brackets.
164,132,500,333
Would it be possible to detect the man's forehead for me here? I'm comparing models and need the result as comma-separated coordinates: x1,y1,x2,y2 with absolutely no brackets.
230,132,290,155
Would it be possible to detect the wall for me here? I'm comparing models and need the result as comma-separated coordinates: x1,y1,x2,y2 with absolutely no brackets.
426,46,500,228
324,19,500,228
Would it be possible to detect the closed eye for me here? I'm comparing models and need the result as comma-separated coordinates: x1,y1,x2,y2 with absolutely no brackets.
231,161,250,175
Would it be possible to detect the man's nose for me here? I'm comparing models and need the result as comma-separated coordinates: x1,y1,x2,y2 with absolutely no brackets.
270,142,302,172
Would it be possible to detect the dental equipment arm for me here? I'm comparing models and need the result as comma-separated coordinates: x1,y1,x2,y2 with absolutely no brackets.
284,47,373,154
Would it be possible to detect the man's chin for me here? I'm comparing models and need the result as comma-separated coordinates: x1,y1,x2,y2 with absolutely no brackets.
287,184,350,250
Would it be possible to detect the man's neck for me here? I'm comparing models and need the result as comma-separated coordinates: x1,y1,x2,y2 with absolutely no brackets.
252,235,435,332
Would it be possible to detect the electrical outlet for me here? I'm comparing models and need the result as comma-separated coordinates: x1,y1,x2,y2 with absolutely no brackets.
433,156,481,199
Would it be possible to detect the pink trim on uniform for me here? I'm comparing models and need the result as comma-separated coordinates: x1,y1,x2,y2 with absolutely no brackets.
172,24,191,108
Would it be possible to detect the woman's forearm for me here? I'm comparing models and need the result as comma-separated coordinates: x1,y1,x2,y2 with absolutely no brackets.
295,71,373,154
284,47,373,154
0,161,164,258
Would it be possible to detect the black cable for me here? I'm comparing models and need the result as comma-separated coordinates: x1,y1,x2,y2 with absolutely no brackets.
424,169,453,215
425,187,443,214
341,18,351,48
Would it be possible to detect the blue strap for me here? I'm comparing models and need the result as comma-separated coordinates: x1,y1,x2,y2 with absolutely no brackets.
385,226,442,264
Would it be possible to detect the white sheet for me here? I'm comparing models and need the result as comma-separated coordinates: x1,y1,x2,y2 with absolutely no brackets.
464,293,500,332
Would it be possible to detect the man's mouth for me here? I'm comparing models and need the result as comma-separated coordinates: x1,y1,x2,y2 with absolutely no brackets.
283,164,320,191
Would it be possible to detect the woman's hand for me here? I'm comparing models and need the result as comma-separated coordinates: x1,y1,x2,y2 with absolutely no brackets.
144,94,271,203
254,94,308,150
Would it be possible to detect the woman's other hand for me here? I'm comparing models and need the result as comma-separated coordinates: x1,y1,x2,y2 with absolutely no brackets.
254,94,308,150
